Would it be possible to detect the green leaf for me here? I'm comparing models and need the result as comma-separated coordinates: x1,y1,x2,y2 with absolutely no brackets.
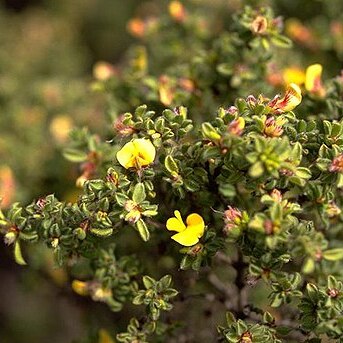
159,275,172,288
62,149,88,162
271,34,292,48
89,227,113,237
136,219,150,241
216,63,233,76
302,258,315,274
164,155,179,174
135,104,147,117
202,122,221,141
337,174,343,188
115,193,130,206
249,161,264,178
14,241,27,266
296,167,311,179
225,312,236,325
132,183,146,203
143,275,155,289
306,283,319,302
323,248,343,261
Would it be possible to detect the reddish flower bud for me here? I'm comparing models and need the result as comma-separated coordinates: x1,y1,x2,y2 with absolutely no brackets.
329,154,343,173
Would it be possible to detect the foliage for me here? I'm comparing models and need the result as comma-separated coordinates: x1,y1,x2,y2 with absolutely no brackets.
1,1,343,342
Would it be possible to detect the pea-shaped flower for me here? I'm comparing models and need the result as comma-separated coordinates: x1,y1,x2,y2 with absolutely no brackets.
117,138,156,169
271,83,302,113
166,210,205,246
305,64,326,97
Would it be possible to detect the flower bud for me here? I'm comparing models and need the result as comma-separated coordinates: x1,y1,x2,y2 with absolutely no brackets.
223,206,242,234
251,16,268,34
329,154,343,173
113,115,135,137
264,117,284,137
124,200,142,224
4,231,17,245
228,117,245,136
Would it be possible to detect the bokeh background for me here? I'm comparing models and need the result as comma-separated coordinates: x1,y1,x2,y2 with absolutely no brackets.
0,0,342,342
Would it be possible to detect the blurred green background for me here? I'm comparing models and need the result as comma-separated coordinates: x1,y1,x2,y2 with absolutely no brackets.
0,0,342,342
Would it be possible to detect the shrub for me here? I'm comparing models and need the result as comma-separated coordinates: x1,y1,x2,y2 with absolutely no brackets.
1,1,343,342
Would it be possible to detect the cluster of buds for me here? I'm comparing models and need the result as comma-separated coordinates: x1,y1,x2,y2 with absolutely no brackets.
124,200,142,224
329,154,343,173
223,206,243,234
263,116,285,137
113,115,136,137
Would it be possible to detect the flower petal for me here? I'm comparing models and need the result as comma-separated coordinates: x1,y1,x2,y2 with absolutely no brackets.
133,139,156,165
186,213,205,241
275,83,302,112
305,64,322,92
166,210,186,232
171,227,200,246
116,141,136,169
186,213,204,228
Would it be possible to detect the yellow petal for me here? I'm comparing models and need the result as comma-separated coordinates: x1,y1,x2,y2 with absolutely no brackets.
186,213,204,228
186,213,205,237
166,210,186,232
72,280,88,296
174,210,183,222
132,139,156,166
305,64,323,92
171,226,200,246
276,83,302,112
116,141,136,169
283,67,305,86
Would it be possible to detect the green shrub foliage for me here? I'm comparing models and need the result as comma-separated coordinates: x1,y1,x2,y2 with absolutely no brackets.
1,2,343,342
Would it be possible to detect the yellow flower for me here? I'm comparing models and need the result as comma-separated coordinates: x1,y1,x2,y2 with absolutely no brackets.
305,64,326,97
168,1,187,22
93,61,116,81
272,83,302,113
282,67,305,86
117,138,156,169
166,210,205,246
72,280,89,296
